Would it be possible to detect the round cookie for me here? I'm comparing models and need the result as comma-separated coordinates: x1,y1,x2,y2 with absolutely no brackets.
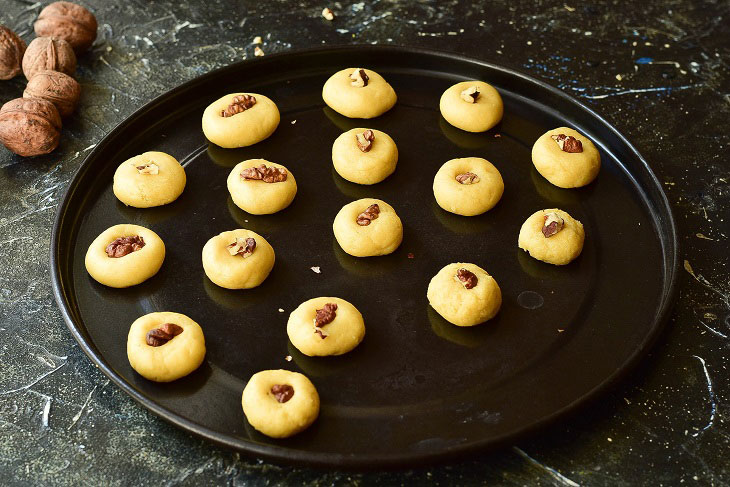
439,80,504,133
127,312,206,382
227,159,297,215
332,198,403,257
202,229,275,289
427,263,502,327
518,208,585,265
241,369,320,438
287,297,365,356
322,68,397,119
332,128,398,185
202,93,280,148
113,151,186,208
85,224,165,288
531,127,601,188
433,157,504,216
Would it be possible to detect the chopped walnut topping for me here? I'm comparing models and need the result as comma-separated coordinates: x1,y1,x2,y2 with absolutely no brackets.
146,323,184,347
240,164,288,183
356,204,380,226
349,68,369,87
221,94,257,117
314,328,328,339
322,7,335,20
355,129,375,152
455,172,480,184
227,237,256,257
551,134,583,153
105,236,145,258
271,384,294,403
135,163,159,175
456,268,478,289
314,303,337,327
542,212,565,238
460,86,480,103
254,46,265,57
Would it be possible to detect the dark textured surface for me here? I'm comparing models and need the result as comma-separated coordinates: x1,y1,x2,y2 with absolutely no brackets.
0,0,728,485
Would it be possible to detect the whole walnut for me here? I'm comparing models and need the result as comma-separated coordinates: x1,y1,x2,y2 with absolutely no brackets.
24,70,81,117
34,2,98,53
22,36,76,80
0,25,26,80
0,98,62,157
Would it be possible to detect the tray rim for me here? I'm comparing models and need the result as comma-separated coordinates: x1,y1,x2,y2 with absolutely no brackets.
50,44,679,469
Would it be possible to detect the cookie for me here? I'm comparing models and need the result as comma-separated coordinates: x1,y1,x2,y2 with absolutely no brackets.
287,297,365,356
227,159,297,215
202,229,275,289
127,312,206,382
202,93,280,148
427,263,502,327
332,128,398,185
85,224,165,288
322,68,397,119
439,80,503,133
241,369,320,438
518,208,585,265
333,198,403,257
112,151,186,208
531,127,601,188
433,157,504,216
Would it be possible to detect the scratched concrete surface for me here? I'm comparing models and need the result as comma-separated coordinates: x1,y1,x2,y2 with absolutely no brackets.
0,0,728,485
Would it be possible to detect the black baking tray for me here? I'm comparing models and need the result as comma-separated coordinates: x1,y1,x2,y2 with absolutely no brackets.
50,45,678,469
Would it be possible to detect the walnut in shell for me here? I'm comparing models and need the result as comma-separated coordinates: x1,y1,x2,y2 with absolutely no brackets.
0,98,62,157
34,2,98,53
24,70,81,117
0,25,26,80
22,36,76,80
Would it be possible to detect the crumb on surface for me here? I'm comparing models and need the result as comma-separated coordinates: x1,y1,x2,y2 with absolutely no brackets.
285,355,292,362
252,36,263,44
311,266,321,274
254,46,265,57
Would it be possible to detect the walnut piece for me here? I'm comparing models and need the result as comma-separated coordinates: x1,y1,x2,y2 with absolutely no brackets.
221,94,256,117
0,26,26,80
355,129,375,152
105,236,145,258
146,323,184,347
455,172,480,184
23,70,81,118
227,237,256,257
551,134,583,153
314,303,337,327
356,204,380,226
456,268,478,289
22,36,76,80
314,328,328,339
271,384,294,403
542,212,565,238
0,97,61,157
460,86,480,103
241,164,288,183
349,68,369,87
34,1,98,53
322,7,335,20
135,163,159,175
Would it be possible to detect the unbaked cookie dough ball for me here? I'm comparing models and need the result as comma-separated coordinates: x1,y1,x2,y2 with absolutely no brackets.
227,159,297,215
113,151,186,208
202,93,280,148
518,208,585,265
333,198,403,257
531,127,601,188
85,224,165,288
439,80,503,133
322,68,397,119
287,297,365,356
427,263,502,327
332,128,398,185
127,312,206,382
202,229,275,289
433,157,504,216
241,369,320,438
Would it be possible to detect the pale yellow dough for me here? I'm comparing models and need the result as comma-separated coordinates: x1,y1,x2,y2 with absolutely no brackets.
531,127,601,188
85,224,165,288
518,208,585,265
322,68,397,119
427,263,502,327
287,297,365,356
113,151,186,208
202,93,280,148
439,80,504,133
227,159,297,215
241,369,320,438
202,229,275,289
332,128,398,185
433,157,504,216
332,198,403,257
127,312,206,382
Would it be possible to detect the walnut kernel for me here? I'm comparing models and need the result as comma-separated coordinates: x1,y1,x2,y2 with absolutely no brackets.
355,129,375,152
349,68,369,87
460,86,480,103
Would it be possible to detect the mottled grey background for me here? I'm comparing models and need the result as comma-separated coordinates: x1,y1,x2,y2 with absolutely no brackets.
1,0,728,485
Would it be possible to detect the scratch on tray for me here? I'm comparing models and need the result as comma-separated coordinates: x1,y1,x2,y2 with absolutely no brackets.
513,447,580,486
684,259,730,308
691,356,716,438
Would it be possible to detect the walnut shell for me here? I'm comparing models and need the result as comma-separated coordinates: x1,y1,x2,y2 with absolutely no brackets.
0,25,26,80
22,36,76,80
24,70,81,117
0,98,62,157
34,2,98,53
